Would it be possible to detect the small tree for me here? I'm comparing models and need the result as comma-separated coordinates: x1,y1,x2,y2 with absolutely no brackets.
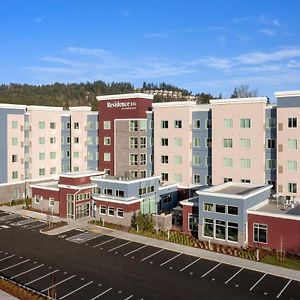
230,85,257,98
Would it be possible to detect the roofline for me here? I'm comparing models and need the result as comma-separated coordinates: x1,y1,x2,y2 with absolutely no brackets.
91,175,160,185
210,97,268,105
69,106,91,112
27,105,63,112
60,171,104,178
247,209,300,221
152,101,196,108
92,196,142,205
96,93,153,101
0,103,27,110
274,90,300,98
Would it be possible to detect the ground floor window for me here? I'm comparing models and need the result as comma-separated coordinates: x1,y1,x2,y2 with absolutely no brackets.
100,205,106,215
254,223,267,243
215,220,226,240
203,218,214,237
141,196,156,214
117,208,124,218
188,214,199,232
49,198,55,207
34,195,40,204
227,222,238,242
67,201,74,219
76,203,90,219
108,207,115,216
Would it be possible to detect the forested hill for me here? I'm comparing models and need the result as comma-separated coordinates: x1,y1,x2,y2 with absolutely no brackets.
0,81,214,110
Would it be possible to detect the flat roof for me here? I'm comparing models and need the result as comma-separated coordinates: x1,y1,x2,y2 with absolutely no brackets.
91,175,160,185
61,170,104,178
210,97,268,105
96,93,153,101
274,90,300,98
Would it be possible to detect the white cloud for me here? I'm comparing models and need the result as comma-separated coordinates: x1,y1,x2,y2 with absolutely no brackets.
34,17,44,23
65,47,114,61
260,28,276,36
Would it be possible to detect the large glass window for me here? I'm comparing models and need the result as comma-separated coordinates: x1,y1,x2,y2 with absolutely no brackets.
228,206,238,215
227,222,238,242
188,214,199,232
203,218,213,237
108,207,115,216
254,223,267,243
215,220,226,240
216,204,225,214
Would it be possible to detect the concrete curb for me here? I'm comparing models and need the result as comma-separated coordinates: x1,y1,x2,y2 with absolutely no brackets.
0,290,19,300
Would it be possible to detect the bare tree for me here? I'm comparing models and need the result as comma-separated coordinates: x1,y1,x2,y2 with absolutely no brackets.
231,85,257,98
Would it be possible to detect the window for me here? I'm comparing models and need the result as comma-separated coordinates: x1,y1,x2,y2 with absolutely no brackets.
223,138,233,148
50,167,56,174
12,155,18,163
129,120,138,132
288,182,297,193
129,137,138,149
288,139,297,150
206,156,211,166
140,120,147,131
74,137,80,144
193,138,200,147
12,189,19,199
161,138,168,146
49,198,55,207
203,203,214,212
193,174,200,184
87,121,93,129
266,118,276,128
216,204,226,214
174,155,182,165
100,206,106,215
215,220,226,240
240,138,251,148
12,121,18,129
149,137,153,146
174,138,182,147
288,160,297,172
73,152,79,158
254,224,267,243
129,154,138,165
103,121,111,129
104,152,111,162
206,175,212,185
50,152,56,159
50,122,56,129
74,122,80,129
203,218,214,238
206,119,212,129
50,137,56,144
12,171,18,179
174,173,182,183
224,177,232,183
267,139,276,149
66,122,71,129
240,118,251,128
174,120,182,128
192,156,201,166
34,195,40,204
241,158,251,168
117,208,124,218
105,189,113,196
288,117,297,128
266,159,276,170
161,173,168,181
223,158,233,168
224,119,233,128
227,222,238,242
39,168,45,176
130,171,138,178
161,155,168,164
39,152,45,160
104,137,111,145
66,150,70,158
241,179,251,183
108,207,115,217
12,138,18,146
193,119,201,129
188,214,199,232
161,120,168,128
141,170,147,178
116,190,125,197
140,137,146,148
206,138,212,148
39,137,45,145
66,137,71,144
87,152,93,160
228,206,238,215
140,153,147,165
39,121,45,129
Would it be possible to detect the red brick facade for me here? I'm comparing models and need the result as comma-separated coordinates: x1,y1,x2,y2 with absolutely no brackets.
182,204,199,235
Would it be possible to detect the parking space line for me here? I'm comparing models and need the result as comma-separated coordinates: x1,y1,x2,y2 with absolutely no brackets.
41,274,76,293
10,264,44,279
276,279,292,298
27,223,45,229
93,237,118,248
124,295,133,300
0,254,15,262
0,259,30,272
124,245,147,257
249,273,267,291
25,269,59,285
108,241,131,252
141,249,164,261
90,287,113,300
160,253,182,266
224,267,244,284
201,262,222,278
179,257,201,272
60,280,93,299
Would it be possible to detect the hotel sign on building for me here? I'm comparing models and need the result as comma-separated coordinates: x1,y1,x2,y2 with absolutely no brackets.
106,101,137,110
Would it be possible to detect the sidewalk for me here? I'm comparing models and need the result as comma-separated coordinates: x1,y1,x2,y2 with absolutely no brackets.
0,290,18,300
2,205,300,281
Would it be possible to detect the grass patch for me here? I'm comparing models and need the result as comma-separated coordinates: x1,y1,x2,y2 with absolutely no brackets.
89,220,125,230
41,221,68,232
261,255,300,271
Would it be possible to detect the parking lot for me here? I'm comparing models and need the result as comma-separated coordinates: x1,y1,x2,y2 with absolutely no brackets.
0,210,299,300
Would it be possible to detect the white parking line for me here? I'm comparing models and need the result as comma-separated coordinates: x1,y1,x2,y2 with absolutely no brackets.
42,274,76,293
25,269,59,285
124,245,147,257
276,279,292,298
93,237,118,248
160,253,182,266
0,254,15,262
224,267,244,284
60,280,93,299
108,241,131,252
124,295,133,300
201,262,222,278
0,259,30,272
10,264,44,279
27,223,45,229
90,287,113,300
141,248,164,261
179,257,201,272
249,273,267,291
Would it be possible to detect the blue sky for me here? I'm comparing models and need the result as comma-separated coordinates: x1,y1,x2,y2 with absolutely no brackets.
1,0,300,99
